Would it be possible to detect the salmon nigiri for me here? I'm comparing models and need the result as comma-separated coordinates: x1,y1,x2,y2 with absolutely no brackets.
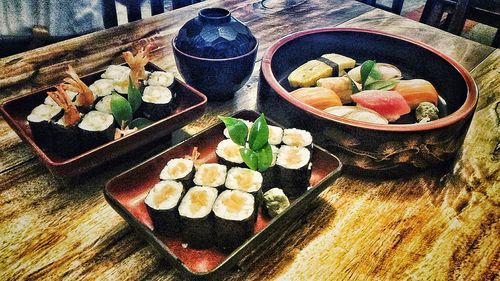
351,90,411,122
394,79,439,109
290,87,342,110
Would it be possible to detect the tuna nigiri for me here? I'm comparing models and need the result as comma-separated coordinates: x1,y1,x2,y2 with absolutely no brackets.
394,79,439,109
290,87,342,110
351,90,411,122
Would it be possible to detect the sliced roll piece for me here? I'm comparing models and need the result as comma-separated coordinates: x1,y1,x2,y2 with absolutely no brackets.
178,186,218,248
261,145,279,192
193,163,227,191
268,125,283,145
212,190,256,251
89,79,115,98
140,85,176,121
282,128,313,150
145,180,184,235
78,110,115,149
27,104,63,150
147,71,174,87
276,145,312,197
216,139,244,168
95,95,113,114
160,158,195,187
225,167,263,206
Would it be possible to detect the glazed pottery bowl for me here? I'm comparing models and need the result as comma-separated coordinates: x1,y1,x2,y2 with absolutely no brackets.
258,28,478,176
173,8,258,101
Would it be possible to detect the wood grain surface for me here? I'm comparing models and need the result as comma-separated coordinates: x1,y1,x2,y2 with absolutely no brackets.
0,0,498,280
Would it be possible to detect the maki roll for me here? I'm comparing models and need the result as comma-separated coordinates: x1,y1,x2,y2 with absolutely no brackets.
140,86,176,121
268,125,284,146
212,190,256,251
160,158,195,188
46,84,83,157
144,180,184,235
216,139,244,168
78,110,115,149
282,128,313,150
261,145,279,192
101,65,131,94
276,145,312,197
27,104,62,150
89,79,115,98
147,71,174,88
178,186,218,248
193,163,227,191
225,167,263,206
95,95,112,114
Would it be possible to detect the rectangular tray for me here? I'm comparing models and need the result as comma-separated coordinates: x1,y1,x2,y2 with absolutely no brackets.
104,110,343,279
0,63,207,178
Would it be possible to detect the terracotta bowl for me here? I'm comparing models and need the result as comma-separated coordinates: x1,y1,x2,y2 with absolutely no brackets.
258,28,478,176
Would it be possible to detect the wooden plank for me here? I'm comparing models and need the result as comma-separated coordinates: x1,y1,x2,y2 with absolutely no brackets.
339,8,495,71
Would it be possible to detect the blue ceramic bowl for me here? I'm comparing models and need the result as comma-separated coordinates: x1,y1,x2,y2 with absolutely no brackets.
173,38,258,101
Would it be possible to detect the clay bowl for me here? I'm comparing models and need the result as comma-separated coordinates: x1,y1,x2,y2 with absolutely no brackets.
258,28,478,177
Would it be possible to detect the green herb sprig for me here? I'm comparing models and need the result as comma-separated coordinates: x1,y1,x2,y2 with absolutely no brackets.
358,60,399,91
110,76,153,133
219,114,273,172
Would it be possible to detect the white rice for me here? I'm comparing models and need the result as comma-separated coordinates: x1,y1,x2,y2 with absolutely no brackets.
282,128,313,147
78,111,114,132
276,145,310,170
142,86,172,104
225,167,262,193
193,163,227,187
147,71,174,87
144,180,184,210
216,139,244,164
160,158,194,180
178,186,218,218
212,190,254,221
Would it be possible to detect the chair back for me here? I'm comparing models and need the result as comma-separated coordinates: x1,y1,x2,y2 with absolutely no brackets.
102,0,165,28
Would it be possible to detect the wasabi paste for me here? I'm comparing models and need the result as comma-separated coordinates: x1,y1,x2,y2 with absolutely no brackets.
263,188,290,218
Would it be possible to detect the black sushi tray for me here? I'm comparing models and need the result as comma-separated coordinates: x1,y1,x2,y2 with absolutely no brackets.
0,63,207,178
104,110,343,280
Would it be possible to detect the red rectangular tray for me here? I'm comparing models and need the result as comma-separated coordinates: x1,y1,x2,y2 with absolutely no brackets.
0,63,207,178
104,110,343,279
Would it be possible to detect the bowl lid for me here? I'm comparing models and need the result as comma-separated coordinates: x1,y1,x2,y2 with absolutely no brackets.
175,8,257,59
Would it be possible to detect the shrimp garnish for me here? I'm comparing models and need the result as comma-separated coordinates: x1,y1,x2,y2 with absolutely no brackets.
123,44,154,87
62,65,95,107
47,84,81,126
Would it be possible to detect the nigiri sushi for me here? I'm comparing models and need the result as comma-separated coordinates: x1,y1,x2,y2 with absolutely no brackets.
351,90,411,122
394,79,439,109
288,54,356,87
289,87,342,110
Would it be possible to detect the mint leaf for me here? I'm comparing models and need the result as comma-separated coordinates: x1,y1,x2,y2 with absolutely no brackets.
240,147,258,170
248,113,269,151
256,143,273,172
129,117,153,129
360,60,376,87
219,116,248,146
111,93,132,127
127,76,142,113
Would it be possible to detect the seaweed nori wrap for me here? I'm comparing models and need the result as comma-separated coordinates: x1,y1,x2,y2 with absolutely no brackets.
78,110,115,150
225,167,263,208
144,180,184,236
50,117,83,157
140,85,176,121
282,128,314,151
178,186,218,249
276,145,312,198
215,139,245,169
193,163,227,191
159,158,195,188
27,104,63,150
212,190,256,252
261,145,279,192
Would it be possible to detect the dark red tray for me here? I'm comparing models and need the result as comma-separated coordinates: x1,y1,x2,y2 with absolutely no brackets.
104,110,342,279
0,63,207,178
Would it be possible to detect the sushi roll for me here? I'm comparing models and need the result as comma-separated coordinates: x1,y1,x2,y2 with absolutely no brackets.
276,145,312,197
146,71,174,88
193,163,227,191
225,167,263,206
261,145,279,192
144,180,184,235
95,95,112,114
216,139,244,168
44,90,78,106
89,79,115,98
268,125,284,146
178,186,218,248
27,104,63,150
282,128,313,150
101,65,131,94
140,86,176,121
77,110,115,149
160,158,195,188
46,85,83,157
223,119,253,139
212,190,256,251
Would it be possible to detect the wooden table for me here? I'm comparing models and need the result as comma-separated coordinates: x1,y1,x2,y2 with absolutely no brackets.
1,0,498,279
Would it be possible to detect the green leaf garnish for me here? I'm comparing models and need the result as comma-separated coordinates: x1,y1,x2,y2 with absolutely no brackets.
129,117,153,129
364,80,399,91
256,143,273,172
360,60,376,86
248,113,269,151
218,116,248,146
240,147,258,170
111,93,133,127
348,76,360,94
127,76,142,113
